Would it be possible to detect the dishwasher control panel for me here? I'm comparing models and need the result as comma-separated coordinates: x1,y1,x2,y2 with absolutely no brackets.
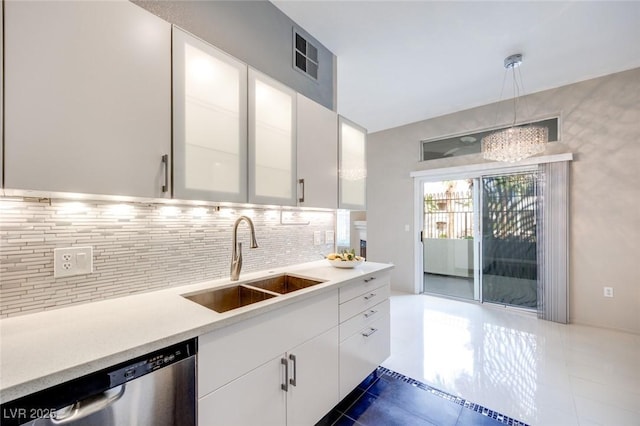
108,341,195,387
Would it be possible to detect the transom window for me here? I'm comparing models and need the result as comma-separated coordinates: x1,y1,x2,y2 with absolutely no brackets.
420,117,559,161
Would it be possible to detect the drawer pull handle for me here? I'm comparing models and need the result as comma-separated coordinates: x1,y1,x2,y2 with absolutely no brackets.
364,310,377,318
364,277,377,283
362,328,378,337
364,293,376,300
281,358,289,392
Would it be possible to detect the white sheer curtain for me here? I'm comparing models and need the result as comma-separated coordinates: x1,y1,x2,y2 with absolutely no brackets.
537,161,570,323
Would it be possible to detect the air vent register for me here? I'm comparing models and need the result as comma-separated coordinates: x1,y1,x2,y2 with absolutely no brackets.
293,30,318,80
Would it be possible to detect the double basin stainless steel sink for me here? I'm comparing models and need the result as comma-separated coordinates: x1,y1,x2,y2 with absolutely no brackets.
183,274,325,313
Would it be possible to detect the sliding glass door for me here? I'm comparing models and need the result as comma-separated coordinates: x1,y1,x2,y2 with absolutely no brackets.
416,158,571,321
481,173,538,308
422,179,477,300
421,172,540,311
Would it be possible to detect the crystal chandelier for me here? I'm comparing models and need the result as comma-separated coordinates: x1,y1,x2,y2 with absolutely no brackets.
482,54,548,162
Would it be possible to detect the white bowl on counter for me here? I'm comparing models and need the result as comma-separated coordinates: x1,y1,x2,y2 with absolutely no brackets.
327,258,365,269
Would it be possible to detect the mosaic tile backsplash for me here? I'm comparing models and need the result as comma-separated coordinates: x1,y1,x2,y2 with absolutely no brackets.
0,198,335,318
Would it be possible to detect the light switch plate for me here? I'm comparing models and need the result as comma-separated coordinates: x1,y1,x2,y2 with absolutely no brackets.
325,230,335,244
313,231,323,246
54,247,93,278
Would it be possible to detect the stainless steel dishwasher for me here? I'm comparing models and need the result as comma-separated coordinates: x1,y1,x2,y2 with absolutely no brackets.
1,339,196,426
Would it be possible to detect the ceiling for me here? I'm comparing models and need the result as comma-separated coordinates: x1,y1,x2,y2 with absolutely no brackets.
272,1,640,133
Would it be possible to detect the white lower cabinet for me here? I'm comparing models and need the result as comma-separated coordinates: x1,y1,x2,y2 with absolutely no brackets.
199,327,338,426
197,268,393,425
198,290,339,426
339,309,390,399
338,271,392,399
286,327,339,426
199,355,286,426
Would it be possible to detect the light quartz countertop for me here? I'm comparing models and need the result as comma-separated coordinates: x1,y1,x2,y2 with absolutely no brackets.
0,260,393,403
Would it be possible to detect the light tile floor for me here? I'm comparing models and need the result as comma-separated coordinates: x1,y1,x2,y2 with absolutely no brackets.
381,293,640,426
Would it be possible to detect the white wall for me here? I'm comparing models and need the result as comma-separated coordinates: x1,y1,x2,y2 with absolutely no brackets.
368,67,640,334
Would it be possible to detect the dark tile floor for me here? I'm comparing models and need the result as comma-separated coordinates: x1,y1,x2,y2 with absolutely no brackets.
317,367,529,426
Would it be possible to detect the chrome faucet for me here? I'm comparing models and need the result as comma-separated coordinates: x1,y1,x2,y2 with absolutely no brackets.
230,216,259,281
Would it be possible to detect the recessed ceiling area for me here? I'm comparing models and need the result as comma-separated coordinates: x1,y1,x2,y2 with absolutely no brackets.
272,1,640,133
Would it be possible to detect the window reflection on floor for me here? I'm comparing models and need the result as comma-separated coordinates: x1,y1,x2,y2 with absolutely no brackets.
423,273,473,300
422,310,474,390
382,294,640,425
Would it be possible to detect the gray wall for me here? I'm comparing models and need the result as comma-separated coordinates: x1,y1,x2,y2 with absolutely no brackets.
368,67,640,334
133,0,335,110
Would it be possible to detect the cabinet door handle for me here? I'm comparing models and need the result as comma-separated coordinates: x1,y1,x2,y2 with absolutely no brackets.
364,277,377,283
298,179,305,203
362,328,378,337
289,354,297,387
364,293,376,300
364,310,377,318
281,358,289,392
161,154,169,193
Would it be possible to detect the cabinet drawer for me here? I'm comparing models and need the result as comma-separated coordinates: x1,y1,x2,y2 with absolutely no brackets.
198,289,338,398
339,314,390,399
339,270,390,303
339,298,389,342
339,283,390,322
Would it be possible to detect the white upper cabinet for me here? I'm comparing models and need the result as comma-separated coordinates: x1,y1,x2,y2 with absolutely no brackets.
248,69,297,206
3,1,171,198
173,28,248,203
296,94,338,209
338,117,367,210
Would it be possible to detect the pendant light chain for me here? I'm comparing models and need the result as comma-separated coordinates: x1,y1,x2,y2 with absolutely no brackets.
481,53,549,162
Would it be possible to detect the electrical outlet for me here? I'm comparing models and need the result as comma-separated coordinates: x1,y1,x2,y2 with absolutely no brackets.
313,231,323,246
325,230,335,244
603,287,614,298
54,247,93,278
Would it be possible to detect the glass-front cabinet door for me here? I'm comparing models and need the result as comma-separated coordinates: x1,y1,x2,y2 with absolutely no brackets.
248,69,297,206
338,117,367,210
173,27,248,202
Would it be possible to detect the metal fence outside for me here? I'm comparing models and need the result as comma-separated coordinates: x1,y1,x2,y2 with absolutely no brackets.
424,190,473,239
